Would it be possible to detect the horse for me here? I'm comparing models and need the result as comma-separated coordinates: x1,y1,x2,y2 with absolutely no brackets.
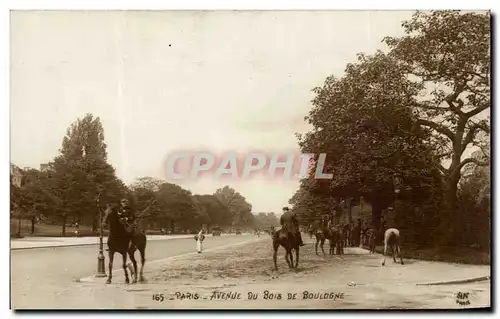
327,226,345,255
314,227,327,255
335,226,345,255
272,227,300,271
382,228,404,266
103,206,147,284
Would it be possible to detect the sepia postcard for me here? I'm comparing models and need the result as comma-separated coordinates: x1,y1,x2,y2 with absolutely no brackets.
9,10,491,310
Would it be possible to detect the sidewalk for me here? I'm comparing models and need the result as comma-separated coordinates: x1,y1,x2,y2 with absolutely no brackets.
10,234,198,250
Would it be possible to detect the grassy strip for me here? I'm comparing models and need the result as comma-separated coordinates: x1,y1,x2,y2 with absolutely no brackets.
149,239,335,283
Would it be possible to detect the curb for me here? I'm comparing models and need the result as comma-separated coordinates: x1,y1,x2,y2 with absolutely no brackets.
11,243,100,251
416,276,490,286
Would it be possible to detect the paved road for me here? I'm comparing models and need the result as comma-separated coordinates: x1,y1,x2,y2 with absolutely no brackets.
11,234,255,309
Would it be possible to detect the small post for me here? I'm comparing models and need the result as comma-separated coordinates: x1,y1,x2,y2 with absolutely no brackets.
359,197,364,248
95,192,106,278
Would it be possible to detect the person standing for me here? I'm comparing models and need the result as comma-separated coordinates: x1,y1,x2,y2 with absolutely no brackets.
195,228,206,253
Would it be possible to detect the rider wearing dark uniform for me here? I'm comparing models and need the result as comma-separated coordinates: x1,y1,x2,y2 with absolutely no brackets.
280,207,304,246
119,198,133,219
118,198,138,232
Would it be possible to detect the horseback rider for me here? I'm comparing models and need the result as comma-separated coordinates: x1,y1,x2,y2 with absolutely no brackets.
118,198,140,234
279,207,304,247
118,198,133,219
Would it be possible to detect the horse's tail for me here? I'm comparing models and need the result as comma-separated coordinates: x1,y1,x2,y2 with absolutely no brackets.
384,228,400,246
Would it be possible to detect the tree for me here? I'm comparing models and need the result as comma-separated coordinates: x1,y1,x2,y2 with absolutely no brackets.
193,194,232,230
130,177,164,229
298,50,442,231
155,182,197,232
254,212,279,229
10,168,61,236
455,146,490,249
214,186,253,227
384,11,490,227
48,113,126,235
18,169,55,234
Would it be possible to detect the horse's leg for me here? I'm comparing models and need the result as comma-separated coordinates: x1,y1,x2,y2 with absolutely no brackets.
321,237,326,255
273,242,279,271
315,236,319,255
398,245,404,265
382,242,387,266
122,252,130,284
392,245,397,263
295,248,299,268
128,247,138,283
106,250,114,284
284,247,290,268
287,248,293,269
139,245,146,282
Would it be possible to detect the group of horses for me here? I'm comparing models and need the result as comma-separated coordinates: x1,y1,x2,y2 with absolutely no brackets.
102,205,403,283
311,225,346,256
271,224,404,271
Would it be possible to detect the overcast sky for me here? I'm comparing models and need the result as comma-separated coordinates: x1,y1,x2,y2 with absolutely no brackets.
11,10,422,213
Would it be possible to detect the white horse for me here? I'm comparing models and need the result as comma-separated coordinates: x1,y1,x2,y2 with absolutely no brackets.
382,228,404,266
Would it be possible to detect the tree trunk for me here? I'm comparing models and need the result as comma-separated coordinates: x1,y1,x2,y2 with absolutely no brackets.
348,198,353,229
30,216,36,235
61,216,67,236
439,173,461,245
17,216,22,237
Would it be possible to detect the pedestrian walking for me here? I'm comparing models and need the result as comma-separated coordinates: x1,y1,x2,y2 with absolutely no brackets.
74,222,80,237
194,229,206,253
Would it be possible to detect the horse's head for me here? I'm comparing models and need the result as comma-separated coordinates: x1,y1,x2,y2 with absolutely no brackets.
103,204,133,233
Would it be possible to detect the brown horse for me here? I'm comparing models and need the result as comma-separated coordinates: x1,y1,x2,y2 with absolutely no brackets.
103,206,147,284
314,227,327,255
272,227,300,271
382,228,404,266
327,226,345,255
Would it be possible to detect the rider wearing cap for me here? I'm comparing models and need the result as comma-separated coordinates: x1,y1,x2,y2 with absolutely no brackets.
119,198,134,223
280,206,305,246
